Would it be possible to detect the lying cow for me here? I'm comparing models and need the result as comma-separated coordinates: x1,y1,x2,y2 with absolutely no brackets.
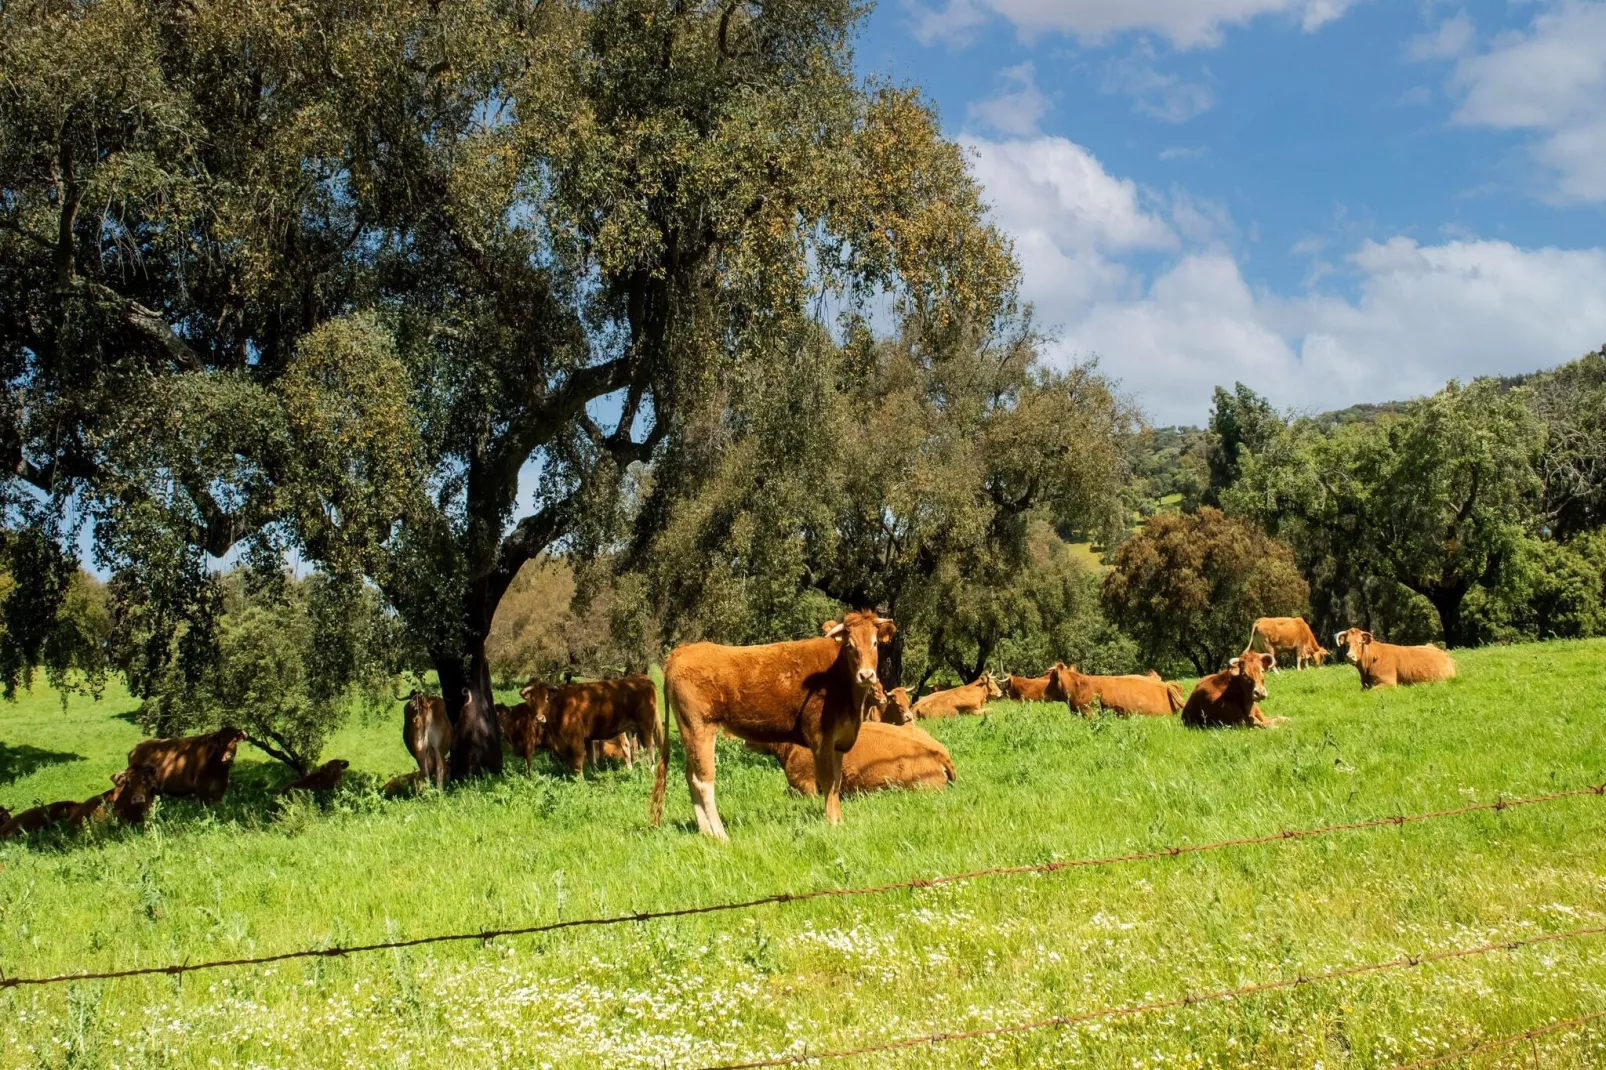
381,770,423,797
128,727,247,803
0,800,79,839
1335,628,1457,689
404,692,453,790
0,763,158,839
279,759,350,795
871,686,914,725
1181,653,1286,728
747,721,955,797
912,674,1004,719
1052,665,1183,717
1248,617,1330,672
654,611,894,838
521,675,661,779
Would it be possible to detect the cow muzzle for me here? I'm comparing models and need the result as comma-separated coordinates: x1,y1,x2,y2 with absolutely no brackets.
856,668,877,685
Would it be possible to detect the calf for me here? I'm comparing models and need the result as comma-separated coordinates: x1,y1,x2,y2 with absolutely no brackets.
1052,665,1183,717
279,759,350,795
1248,617,1330,672
382,770,424,797
521,675,661,779
588,734,637,768
912,674,1004,719
747,722,955,797
0,800,78,839
1335,628,1457,689
496,701,541,773
404,692,453,790
1181,653,1285,728
128,727,248,803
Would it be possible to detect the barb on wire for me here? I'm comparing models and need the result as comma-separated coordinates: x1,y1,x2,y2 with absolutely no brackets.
697,925,1606,1070
1,784,1600,991
1389,1009,1606,1069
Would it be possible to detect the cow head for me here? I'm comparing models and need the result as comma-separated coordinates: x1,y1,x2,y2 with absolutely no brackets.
982,673,1004,700
1312,646,1332,666
1227,653,1275,701
110,761,159,825
882,686,914,725
1334,628,1372,665
823,611,895,700
212,727,247,763
519,682,559,743
327,759,351,774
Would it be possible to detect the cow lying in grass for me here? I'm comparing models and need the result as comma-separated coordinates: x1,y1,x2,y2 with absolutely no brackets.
279,759,350,795
1181,653,1286,728
746,722,955,797
0,762,159,840
912,674,1003,719
871,686,914,725
1335,628,1457,689
1052,665,1183,717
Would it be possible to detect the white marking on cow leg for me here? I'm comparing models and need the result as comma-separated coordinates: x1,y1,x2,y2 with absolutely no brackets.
684,735,727,840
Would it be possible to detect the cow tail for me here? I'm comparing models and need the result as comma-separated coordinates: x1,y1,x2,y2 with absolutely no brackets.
1167,681,1185,713
649,670,672,828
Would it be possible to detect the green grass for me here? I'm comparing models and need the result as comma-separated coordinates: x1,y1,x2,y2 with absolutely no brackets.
4,642,1606,1068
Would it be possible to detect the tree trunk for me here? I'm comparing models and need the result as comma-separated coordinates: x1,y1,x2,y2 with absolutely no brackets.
878,627,905,692
1427,585,1470,648
435,630,503,781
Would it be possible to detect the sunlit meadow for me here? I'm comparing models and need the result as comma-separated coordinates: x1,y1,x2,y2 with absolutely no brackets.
4,640,1606,1067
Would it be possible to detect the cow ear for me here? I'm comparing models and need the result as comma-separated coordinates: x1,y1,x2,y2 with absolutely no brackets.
1360,631,1373,645
876,618,897,643
1260,653,1276,670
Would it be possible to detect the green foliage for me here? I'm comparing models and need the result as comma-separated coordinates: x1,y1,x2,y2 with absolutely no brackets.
1229,379,1545,647
1204,383,1282,506
1529,347,1606,539
1101,507,1309,675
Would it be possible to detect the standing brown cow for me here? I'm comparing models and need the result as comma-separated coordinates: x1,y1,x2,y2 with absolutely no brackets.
653,610,894,838
520,676,661,779
404,692,453,790
128,727,247,803
1052,665,1183,717
746,721,955,797
496,702,540,773
912,674,1004,719
1181,653,1285,728
1334,628,1457,689
1248,617,1330,672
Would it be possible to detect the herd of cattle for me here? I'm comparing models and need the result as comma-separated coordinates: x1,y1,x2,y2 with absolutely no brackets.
0,616,1456,843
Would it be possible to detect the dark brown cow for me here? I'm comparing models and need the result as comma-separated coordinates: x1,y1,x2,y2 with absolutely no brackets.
1334,628,1457,689
129,727,248,803
1248,617,1330,672
496,702,540,773
747,721,955,797
520,676,661,779
0,800,78,839
404,692,453,790
653,610,894,838
1052,665,1183,717
381,770,423,797
1181,653,1286,728
279,759,350,795
912,674,1004,719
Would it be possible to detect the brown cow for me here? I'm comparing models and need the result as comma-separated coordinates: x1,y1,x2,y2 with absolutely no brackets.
653,610,894,838
404,692,453,790
1334,628,1457,689
381,770,424,797
1181,653,1285,728
747,721,955,797
912,674,1004,719
0,800,79,839
128,727,248,803
588,734,637,767
871,686,914,725
1248,617,1330,672
1003,666,1069,702
279,759,350,795
520,676,661,779
1052,665,1183,717
497,702,540,773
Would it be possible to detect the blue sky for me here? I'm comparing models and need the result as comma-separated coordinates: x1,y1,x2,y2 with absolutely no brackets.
848,0,1606,424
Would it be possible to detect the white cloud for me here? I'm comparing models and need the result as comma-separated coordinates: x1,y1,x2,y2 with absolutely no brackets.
907,0,1361,50
1408,13,1474,61
1101,41,1215,122
967,135,1606,422
1449,1,1606,202
967,63,1053,137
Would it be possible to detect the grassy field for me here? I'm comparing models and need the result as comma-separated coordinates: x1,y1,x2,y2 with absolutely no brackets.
3,641,1606,1068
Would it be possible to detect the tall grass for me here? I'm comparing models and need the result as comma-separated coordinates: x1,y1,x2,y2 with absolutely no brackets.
3,641,1605,1067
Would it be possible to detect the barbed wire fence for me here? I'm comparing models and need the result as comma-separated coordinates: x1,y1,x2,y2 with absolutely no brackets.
2,784,1600,991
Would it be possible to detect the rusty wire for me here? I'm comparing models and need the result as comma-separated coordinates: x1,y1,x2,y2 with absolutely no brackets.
0,784,1600,992
697,925,1606,1070
1388,1009,1606,1068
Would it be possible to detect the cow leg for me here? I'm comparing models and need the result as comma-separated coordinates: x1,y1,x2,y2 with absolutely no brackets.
623,734,635,771
682,730,726,840
813,742,845,827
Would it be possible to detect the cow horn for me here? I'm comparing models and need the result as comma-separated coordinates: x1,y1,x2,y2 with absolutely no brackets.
825,621,847,639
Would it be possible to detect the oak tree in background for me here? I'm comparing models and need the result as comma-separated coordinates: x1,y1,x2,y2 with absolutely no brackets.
1203,383,1283,507
0,0,1013,774
1101,507,1308,676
